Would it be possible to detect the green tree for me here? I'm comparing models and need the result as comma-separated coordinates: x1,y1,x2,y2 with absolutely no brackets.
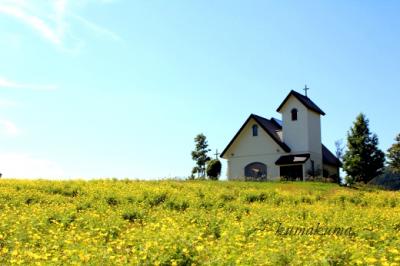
342,113,385,183
206,159,222,180
387,134,400,174
191,134,211,179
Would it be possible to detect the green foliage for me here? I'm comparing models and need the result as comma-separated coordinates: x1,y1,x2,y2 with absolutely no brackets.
122,210,143,223
166,199,190,211
206,159,222,180
343,113,385,183
191,133,211,179
106,196,119,206
144,192,168,207
387,133,400,174
244,192,269,203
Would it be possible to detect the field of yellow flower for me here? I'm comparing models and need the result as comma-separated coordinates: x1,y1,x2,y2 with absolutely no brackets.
0,179,399,265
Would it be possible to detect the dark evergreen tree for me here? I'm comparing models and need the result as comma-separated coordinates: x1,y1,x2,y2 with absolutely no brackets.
387,134,400,174
206,159,222,180
342,113,385,183
191,134,211,178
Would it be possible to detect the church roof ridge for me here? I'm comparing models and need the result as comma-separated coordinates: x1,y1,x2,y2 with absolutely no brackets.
276,90,326,116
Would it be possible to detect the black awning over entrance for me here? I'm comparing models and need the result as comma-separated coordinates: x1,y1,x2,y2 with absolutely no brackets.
275,154,310,166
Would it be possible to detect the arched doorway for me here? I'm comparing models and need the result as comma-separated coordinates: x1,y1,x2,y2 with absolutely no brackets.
245,162,267,181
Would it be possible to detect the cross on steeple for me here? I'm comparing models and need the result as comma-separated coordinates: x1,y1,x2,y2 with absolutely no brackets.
214,149,220,159
303,85,309,97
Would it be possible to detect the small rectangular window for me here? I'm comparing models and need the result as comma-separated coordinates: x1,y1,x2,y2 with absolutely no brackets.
291,109,298,121
252,125,258,136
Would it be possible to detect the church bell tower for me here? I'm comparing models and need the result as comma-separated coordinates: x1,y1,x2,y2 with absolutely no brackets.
276,88,325,172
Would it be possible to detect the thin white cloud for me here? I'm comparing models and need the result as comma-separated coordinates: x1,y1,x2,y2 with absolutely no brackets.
0,98,18,108
0,119,20,136
73,15,123,43
0,153,65,178
0,76,57,90
0,0,122,48
0,3,62,45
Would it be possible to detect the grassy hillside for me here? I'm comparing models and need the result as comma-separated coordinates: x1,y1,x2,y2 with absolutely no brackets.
0,180,399,265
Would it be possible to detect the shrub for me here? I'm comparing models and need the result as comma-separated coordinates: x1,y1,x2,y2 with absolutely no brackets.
206,159,222,180
106,196,119,206
166,199,189,211
122,211,143,223
146,192,168,207
220,194,236,202
25,197,37,205
204,220,221,239
245,193,267,203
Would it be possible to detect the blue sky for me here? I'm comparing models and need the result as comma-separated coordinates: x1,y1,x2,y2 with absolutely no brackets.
0,0,399,179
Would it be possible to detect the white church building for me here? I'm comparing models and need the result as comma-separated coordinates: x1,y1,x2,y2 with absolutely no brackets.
220,90,341,181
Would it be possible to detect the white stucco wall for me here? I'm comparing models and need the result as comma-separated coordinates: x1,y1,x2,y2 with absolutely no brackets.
279,95,323,174
281,97,309,152
223,118,285,180
308,111,322,154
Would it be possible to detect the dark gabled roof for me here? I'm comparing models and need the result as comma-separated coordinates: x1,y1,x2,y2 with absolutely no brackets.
322,144,342,167
275,154,310,165
276,90,326,116
270,117,283,129
220,114,291,158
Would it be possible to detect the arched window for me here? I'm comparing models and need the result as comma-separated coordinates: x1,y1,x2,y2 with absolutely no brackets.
291,108,298,121
245,162,267,181
252,125,258,136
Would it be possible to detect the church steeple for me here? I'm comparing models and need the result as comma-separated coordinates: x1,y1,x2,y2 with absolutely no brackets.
277,90,325,116
277,90,323,156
